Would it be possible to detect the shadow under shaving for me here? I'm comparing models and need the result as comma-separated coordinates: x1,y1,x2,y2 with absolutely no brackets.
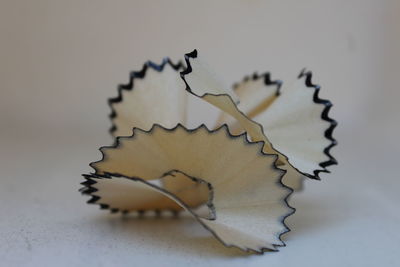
92,211,252,258
282,191,346,243
91,191,345,257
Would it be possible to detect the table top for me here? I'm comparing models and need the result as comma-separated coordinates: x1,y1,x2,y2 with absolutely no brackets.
0,127,398,267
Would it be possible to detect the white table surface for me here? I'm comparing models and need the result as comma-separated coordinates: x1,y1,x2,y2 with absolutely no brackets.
1,123,399,267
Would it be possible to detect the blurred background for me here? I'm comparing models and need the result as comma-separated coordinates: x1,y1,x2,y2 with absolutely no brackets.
0,0,399,266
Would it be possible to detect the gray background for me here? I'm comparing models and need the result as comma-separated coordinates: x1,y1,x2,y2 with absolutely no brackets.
1,0,399,266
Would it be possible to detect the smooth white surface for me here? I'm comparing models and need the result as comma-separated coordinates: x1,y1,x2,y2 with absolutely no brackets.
1,0,399,266
1,130,398,267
